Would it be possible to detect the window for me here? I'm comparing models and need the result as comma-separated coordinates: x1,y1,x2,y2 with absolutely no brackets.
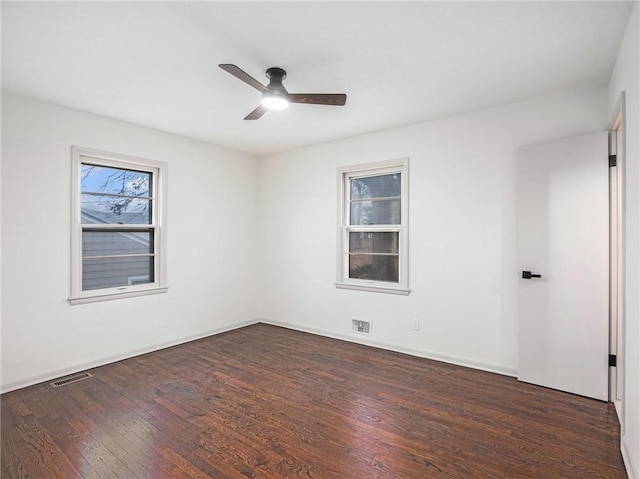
336,158,409,294
70,147,168,304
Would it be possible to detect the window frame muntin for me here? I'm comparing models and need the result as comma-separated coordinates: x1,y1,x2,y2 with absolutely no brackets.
70,146,168,305
336,158,410,295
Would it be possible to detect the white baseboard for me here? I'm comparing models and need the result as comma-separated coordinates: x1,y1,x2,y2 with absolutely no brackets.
2,318,518,393
258,318,517,378
0,319,260,394
622,434,638,479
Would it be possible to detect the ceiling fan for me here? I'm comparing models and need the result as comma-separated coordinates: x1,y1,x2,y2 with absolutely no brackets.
219,64,347,120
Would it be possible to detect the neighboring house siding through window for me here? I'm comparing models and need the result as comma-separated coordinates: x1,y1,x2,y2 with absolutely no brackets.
70,147,168,304
81,211,153,290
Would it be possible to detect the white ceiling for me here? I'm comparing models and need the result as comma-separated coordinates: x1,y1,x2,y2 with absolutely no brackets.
2,1,635,157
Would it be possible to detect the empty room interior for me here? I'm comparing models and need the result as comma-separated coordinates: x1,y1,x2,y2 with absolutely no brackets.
2,1,640,478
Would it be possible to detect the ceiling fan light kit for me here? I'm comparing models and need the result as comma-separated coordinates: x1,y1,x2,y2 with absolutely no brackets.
219,64,347,120
261,95,289,110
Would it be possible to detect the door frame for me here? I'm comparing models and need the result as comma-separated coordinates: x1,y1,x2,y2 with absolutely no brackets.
608,91,626,425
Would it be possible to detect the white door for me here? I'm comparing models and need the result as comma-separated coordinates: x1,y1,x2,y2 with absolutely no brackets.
517,132,609,401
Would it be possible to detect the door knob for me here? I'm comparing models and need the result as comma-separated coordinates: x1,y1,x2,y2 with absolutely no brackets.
522,271,542,279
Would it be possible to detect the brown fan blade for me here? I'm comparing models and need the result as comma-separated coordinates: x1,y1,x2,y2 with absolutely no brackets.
288,93,347,106
219,64,267,93
244,104,268,120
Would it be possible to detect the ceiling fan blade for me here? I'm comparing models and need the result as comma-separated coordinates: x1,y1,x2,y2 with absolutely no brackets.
219,64,267,93
288,93,347,106
244,104,268,120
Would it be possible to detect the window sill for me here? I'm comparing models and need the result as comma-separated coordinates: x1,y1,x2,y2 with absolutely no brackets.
335,282,410,295
69,286,169,305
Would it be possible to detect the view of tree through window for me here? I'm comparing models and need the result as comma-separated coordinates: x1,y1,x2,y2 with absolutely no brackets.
81,164,152,221
80,163,155,290
348,173,401,283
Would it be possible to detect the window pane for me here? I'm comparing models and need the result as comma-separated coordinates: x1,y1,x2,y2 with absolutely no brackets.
81,194,151,224
83,230,154,257
350,199,400,225
349,254,399,282
350,173,401,200
349,232,398,254
81,164,151,197
82,256,154,290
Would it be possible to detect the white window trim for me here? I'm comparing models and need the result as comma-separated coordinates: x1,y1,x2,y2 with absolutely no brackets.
336,158,410,295
69,146,168,305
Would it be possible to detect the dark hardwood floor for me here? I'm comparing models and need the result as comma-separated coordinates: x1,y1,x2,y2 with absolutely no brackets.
1,323,626,478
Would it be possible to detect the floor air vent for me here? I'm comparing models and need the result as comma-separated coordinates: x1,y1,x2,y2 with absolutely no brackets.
50,372,93,387
352,318,371,335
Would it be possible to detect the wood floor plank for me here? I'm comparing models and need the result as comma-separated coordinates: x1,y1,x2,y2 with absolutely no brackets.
51,388,136,478
1,323,627,478
37,414,106,479
1,407,82,478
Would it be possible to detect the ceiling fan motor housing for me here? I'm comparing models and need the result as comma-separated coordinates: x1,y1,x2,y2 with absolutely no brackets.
266,67,287,82
265,67,288,98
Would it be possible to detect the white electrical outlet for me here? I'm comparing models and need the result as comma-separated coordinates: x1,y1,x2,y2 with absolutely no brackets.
411,318,420,331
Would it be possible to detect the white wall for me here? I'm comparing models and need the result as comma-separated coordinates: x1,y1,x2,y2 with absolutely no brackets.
609,3,640,477
258,85,608,376
1,92,260,392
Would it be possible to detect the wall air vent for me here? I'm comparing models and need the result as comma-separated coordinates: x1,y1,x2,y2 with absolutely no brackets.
352,318,372,335
50,372,93,388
